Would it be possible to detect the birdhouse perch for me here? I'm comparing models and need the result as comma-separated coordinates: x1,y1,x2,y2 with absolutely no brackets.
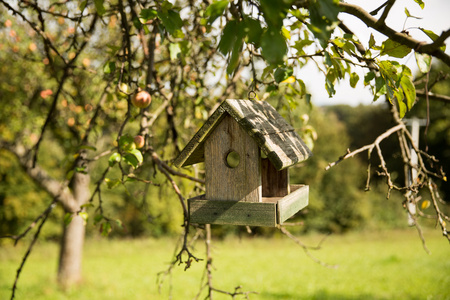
174,99,312,227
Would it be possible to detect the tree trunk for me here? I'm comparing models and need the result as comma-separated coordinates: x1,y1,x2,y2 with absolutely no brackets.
57,154,90,287
58,213,86,287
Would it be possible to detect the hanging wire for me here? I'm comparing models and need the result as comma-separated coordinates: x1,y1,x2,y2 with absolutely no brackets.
248,44,258,100
248,89,256,100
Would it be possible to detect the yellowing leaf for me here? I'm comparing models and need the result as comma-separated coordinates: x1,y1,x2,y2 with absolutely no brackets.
281,76,296,84
420,200,431,210
281,26,291,40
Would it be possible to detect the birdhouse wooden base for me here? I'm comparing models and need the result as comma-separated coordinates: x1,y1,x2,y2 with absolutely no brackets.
188,185,308,227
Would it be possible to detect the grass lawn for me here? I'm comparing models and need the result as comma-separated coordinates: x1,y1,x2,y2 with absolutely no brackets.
1,228,449,299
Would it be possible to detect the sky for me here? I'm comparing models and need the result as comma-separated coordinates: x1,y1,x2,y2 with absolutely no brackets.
301,0,450,106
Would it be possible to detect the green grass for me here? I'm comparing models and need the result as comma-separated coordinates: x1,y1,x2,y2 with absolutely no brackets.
1,229,449,300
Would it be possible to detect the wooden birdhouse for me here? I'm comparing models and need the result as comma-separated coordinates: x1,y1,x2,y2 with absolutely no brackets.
174,99,312,227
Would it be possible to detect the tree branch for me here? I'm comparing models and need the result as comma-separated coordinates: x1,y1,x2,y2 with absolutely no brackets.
339,2,450,67
1,142,78,212
416,90,450,104
325,123,405,171
377,0,395,25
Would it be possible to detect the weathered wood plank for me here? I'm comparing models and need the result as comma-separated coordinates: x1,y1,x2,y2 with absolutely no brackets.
205,114,261,202
261,158,289,197
189,199,277,227
173,99,312,170
173,106,226,168
277,185,309,224
224,99,312,170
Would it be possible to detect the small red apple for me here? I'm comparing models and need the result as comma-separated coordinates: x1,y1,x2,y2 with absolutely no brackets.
134,135,145,149
132,90,152,109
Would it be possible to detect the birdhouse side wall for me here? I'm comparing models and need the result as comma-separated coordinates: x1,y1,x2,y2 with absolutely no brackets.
205,114,262,202
261,158,290,197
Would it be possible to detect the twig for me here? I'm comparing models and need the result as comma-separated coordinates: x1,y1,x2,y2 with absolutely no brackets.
9,200,56,300
325,124,405,171
279,226,338,269
1,200,56,245
428,179,450,243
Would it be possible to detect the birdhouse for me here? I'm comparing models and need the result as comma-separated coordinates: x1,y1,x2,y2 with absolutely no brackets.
174,99,312,227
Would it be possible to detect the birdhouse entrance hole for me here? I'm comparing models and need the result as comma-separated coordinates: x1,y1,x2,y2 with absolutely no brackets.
225,150,240,168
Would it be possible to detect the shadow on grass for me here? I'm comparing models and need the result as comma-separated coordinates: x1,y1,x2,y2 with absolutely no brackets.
260,289,425,300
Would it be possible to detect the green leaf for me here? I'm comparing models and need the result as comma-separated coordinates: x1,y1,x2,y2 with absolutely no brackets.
324,51,333,67
64,213,73,226
274,67,294,83
405,7,411,17
75,167,87,173
395,90,407,118
80,203,94,208
419,28,446,51
115,219,124,229
226,38,243,75
259,0,290,28
100,222,112,236
105,178,121,189
369,33,376,49
128,148,143,164
404,7,421,19
218,20,238,55
325,69,336,97
103,62,116,74
205,0,228,24
108,152,121,167
350,72,359,88
158,9,184,38
123,153,139,168
79,212,88,225
79,0,87,11
325,78,336,97
414,0,425,9
378,60,399,82
161,0,173,11
261,28,287,65
132,16,142,30
140,8,158,24
119,135,136,152
399,66,416,110
308,0,340,47
381,39,411,58
281,26,291,40
79,145,97,151
415,52,432,73
94,214,103,225
94,0,105,15
374,76,387,100
243,18,263,47
125,175,137,182
169,43,182,61
420,28,438,40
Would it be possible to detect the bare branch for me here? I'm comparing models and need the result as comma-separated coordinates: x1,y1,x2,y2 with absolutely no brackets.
325,124,405,171
9,200,56,300
279,226,338,269
2,142,78,212
416,90,450,104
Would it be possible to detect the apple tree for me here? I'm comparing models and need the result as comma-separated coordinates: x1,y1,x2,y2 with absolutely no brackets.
0,0,449,298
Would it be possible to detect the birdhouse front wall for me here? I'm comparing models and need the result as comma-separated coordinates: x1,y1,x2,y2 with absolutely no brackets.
205,114,262,202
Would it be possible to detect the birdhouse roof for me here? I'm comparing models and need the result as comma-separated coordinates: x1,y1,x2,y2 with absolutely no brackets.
173,99,312,170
